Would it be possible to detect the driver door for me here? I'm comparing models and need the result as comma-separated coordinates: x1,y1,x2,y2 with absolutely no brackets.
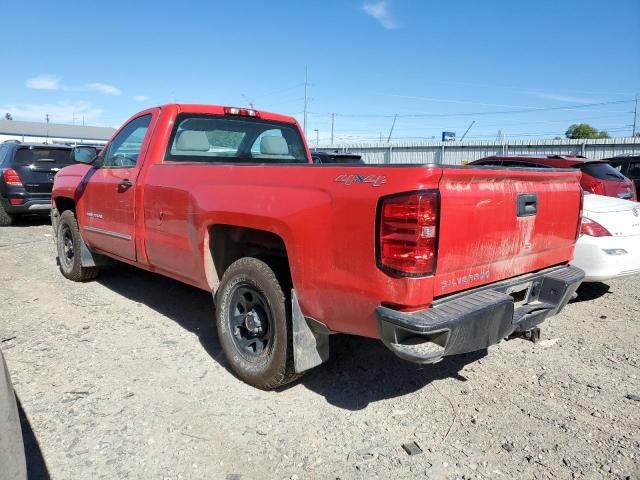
79,113,154,261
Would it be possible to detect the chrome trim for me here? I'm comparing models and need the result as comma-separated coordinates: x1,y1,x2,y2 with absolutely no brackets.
83,226,132,241
27,204,51,211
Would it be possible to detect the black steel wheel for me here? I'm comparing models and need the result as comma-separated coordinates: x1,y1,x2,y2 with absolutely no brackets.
215,257,301,389
59,223,75,271
56,210,99,282
227,284,274,359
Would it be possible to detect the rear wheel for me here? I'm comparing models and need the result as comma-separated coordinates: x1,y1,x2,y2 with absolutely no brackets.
56,210,99,282
0,203,13,226
215,257,300,389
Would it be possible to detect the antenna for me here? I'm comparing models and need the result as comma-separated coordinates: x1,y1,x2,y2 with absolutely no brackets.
241,94,255,109
387,114,398,143
459,121,476,142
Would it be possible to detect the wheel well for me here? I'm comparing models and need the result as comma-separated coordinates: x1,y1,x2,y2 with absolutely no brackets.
209,225,290,281
54,197,75,214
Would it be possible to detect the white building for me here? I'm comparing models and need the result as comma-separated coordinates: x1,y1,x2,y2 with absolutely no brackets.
0,119,115,145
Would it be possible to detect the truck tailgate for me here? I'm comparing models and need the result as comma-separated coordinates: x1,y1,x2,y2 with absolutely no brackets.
434,167,582,297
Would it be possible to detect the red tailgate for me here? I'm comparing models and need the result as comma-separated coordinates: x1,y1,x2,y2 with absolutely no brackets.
433,167,582,297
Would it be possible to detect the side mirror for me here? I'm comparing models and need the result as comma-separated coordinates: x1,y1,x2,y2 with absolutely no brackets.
92,155,105,169
71,146,99,164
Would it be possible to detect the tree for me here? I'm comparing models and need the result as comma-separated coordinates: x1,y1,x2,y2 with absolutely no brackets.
4,112,12,120
565,123,609,139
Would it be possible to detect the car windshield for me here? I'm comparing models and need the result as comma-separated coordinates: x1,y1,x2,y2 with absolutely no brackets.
13,147,73,166
580,163,626,182
166,116,308,164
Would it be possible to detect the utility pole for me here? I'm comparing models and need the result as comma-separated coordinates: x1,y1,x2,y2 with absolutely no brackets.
45,114,50,124
303,67,308,138
314,129,319,151
387,114,398,143
330,113,335,147
633,94,638,137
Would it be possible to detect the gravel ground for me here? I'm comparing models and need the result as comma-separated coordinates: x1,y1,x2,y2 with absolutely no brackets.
1,218,639,480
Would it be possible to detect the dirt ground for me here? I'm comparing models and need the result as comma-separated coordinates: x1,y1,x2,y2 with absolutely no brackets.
0,218,639,480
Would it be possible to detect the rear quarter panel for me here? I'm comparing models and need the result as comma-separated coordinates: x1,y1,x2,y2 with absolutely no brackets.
142,164,443,338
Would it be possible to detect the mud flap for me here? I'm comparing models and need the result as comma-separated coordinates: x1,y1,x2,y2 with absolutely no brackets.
291,290,330,373
79,236,97,268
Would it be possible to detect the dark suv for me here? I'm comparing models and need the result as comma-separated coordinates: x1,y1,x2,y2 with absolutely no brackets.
0,141,75,226
603,155,640,195
311,151,365,164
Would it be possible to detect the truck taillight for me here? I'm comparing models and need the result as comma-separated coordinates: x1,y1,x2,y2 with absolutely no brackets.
223,106,260,118
3,169,22,187
377,190,440,276
580,217,611,237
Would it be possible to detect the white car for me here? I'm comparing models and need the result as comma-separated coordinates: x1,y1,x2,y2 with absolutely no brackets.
572,193,640,282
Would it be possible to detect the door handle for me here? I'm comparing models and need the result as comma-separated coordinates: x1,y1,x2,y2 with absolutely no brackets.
117,179,133,191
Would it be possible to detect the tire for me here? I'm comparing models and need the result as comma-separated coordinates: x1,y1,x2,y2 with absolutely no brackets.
56,210,99,282
215,257,301,390
0,203,13,226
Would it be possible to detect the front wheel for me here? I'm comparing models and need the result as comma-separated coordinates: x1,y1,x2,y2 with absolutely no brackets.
215,257,300,389
56,210,99,282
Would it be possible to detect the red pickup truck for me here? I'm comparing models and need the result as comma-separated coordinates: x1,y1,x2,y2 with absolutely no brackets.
51,104,584,389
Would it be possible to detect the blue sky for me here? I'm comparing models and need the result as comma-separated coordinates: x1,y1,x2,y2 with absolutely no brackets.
3,0,639,143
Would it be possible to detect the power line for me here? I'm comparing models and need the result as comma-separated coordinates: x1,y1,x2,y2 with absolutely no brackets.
307,99,635,119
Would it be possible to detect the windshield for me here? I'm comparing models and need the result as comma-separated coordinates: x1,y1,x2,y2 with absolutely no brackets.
14,147,73,167
580,163,626,182
166,115,308,164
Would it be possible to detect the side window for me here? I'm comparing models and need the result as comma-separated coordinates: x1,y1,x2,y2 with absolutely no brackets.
609,162,623,173
629,161,640,179
0,145,7,166
103,114,152,168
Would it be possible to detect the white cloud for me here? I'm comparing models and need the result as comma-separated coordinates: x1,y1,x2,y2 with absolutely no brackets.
133,95,149,101
26,74,61,90
362,1,399,29
534,93,594,104
1,101,103,124
85,83,121,95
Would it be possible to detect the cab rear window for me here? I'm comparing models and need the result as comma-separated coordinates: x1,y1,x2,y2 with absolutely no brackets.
165,115,308,164
580,163,626,182
14,147,73,166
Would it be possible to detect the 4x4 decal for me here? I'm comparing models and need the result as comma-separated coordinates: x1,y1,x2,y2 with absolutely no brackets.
335,174,387,187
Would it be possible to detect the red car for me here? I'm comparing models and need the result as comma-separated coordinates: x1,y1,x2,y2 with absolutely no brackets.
51,104,584,389
470,155,637,202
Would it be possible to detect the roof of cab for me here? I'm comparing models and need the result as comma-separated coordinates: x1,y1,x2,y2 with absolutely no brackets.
167,103,299,125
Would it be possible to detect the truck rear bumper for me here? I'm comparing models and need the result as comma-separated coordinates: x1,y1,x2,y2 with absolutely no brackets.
376,265,584,364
